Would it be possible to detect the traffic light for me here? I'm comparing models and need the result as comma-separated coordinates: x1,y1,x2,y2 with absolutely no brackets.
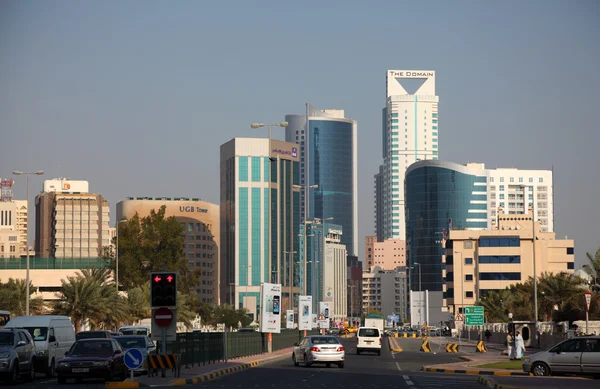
150,272,177,308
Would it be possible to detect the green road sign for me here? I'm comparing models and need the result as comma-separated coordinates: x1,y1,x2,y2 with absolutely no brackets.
465,306,484,326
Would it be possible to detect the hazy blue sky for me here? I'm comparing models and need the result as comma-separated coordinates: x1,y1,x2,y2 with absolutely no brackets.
1,0,598,268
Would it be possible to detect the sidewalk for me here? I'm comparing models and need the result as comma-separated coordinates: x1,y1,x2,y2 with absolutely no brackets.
106,347,294,388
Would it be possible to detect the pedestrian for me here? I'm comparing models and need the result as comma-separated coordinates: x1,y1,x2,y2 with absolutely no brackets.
515,331,525,359
485,329,491,343
506,331,514,359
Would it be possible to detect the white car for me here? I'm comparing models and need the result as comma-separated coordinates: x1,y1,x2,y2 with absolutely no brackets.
356,327,382,355
292,335,345,368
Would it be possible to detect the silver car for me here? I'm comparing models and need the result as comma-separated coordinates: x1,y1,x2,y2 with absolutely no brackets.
0,328,37,383
292,335,345,368
523,336,600,376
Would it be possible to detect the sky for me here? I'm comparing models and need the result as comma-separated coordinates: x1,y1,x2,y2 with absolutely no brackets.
1,0,599,269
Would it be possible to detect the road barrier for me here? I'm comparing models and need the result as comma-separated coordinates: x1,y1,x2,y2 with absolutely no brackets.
148,354,180,378
476,340,487,353
420,338,431,352
445,343,459,353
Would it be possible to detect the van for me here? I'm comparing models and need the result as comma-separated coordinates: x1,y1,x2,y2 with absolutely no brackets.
119,325,150,337
356,327,382,355
5,315,76,377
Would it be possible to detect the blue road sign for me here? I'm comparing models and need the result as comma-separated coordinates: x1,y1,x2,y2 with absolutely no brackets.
124,348,144,370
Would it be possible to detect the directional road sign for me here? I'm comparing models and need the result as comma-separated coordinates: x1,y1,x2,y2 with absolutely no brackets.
465,306,485,326
124,348,144,370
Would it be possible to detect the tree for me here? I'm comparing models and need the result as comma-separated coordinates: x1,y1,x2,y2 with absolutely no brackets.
583,248,600,290
209,305,251,328
538,272,586,321
479,289,512,322
0,278,45,316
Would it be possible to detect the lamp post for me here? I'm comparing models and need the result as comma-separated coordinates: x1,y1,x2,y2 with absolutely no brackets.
521,184,538,343
250,121,289,140
349,284,356,324
283,250,298,310
414,262,422,327
306,217,333,307
293,184,319,297
115,219,127,292
12,170,44,316
297,233,314,295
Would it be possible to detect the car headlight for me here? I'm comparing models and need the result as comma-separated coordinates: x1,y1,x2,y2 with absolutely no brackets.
57,362,69,368
93,361,109,366
0,352,10,359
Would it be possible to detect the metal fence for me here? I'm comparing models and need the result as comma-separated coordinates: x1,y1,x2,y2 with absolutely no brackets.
157,329,322,367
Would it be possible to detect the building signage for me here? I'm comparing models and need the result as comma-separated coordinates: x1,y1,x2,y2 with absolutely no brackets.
271,147,298,158
298,296,313,331
179,206,208,213
390,71,434,78
259,282,281,333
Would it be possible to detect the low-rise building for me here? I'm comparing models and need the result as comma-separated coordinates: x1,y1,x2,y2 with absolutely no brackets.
443,207,575,317
365,236,406,271
362,266,408,323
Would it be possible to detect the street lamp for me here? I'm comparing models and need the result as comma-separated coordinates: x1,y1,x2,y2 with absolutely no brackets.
250,121,289,139
293,184,319,297
306,217,333,306
115,219,127,292
283,250,298,310
298,232,315,295
12,170,44,316
521,184,538,342
242,264,251,311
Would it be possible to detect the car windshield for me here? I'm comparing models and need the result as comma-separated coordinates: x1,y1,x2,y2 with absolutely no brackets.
312,337,339,345
70,341,113,357
0,332,14,346
358,329,379,337
23,326,48,341
77,332,107,340
116,337,146,349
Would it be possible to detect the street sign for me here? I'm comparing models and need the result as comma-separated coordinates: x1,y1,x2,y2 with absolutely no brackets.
154,307,174,328
585,291,592,312
151,308,177,342
465,306,485,326
124,348,144,370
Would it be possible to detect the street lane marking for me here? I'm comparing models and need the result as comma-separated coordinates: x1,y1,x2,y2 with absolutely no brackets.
396,362,402,371
403,375,409,380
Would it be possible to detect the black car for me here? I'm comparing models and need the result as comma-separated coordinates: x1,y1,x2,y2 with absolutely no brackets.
56,338,126,383
76,330,114,340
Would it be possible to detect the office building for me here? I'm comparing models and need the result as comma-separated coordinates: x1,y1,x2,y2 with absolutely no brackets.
35,179,110,258
117,197,220,304
220,138,300,319
285,105,358,256
365,236,406,271
405,160,555,293
362,266,408,322
347,255,362,322
375,70,438,241
321,225,347,321
0,200,28,257
442,207,574,316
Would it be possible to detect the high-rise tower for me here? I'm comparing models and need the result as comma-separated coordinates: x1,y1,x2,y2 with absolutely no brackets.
375,70,438,240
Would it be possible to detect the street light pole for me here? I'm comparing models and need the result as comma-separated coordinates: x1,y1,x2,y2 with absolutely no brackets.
522,185,538,344
284,250,298,310
293,184,318,297
115,219,127,292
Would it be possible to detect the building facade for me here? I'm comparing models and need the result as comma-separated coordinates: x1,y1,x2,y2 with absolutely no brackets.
285,105,358,256
442,207,574,316
117,198,220,304
364,236,406,271
346,255,362,321
362,266,408,322
220,138,300,319
0,200,27,257
375,70,439,241
322,227,347,321
35,179,110,258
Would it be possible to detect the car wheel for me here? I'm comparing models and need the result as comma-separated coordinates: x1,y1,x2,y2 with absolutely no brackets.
339,362,344,368
57,375,66,384
304,353,312,367
292,353,299,366
532,362,550,377
25,359,35,382
9,362,18,383
47,359,55,378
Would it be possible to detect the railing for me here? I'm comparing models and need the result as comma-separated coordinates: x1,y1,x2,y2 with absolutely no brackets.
0,257,108,270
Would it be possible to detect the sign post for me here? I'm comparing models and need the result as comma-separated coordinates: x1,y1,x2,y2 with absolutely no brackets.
124,348,144,382
154,307,174,355
585,291,592,335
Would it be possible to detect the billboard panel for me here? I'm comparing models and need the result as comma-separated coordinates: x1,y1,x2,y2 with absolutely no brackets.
298,296,312,331
286,310,294,329
318,301,330,329
259,283,281,333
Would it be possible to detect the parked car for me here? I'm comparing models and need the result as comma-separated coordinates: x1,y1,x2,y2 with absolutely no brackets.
0,328,37,383
5,315,76,377
113,335,156,373
327,328,341,335
356,327,382,355
118,326,150,337
292,335,345,368
522,336,600,377
56,338,126,383
76,330,114,341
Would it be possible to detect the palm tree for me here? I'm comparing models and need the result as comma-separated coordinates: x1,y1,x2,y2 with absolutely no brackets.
537,272,586,321
479,289,512,322
583,248,600,289
0,278,45,316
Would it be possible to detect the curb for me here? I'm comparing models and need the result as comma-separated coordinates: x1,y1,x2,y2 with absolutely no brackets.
169,361,260,386
476,375,535,389
387,337,403,353
105,382,148,388
422,367,532,376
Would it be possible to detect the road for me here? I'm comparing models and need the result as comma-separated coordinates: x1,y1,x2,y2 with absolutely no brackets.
8,336,598,389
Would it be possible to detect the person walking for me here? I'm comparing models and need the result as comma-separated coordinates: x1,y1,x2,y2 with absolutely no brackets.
485,329,491,343
506,331,514,359
515,331,526,359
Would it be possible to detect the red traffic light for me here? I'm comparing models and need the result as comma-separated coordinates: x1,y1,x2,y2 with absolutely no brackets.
154,276,162,283
167,275,173,283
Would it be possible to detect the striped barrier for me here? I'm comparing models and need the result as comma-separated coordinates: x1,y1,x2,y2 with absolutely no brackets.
445,343,459,353
422,367,532,376
476,340,488,353
420,338,431,352
148,354,181,378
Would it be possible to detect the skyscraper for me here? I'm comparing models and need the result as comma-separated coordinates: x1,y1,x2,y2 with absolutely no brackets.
285,104,358,256
375,70,438,241
220,138,300,319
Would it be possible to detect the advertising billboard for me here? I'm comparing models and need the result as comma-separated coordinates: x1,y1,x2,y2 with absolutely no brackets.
286,310,294,329
298,296,312,331
387,315,401,327
259,283,281,333
318,301,330,329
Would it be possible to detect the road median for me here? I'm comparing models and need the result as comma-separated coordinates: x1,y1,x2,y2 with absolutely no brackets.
387,336,403,352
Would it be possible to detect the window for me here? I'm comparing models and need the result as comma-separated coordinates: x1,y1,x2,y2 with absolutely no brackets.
479,255,521,264
479,237,520,247
445,272,454,281
465,274,473,281
479,272,521,281
567,247,574,255
465,291,474,298
465,257,473,265
239,156,248,181
567,262,574,270
539,178,544,183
